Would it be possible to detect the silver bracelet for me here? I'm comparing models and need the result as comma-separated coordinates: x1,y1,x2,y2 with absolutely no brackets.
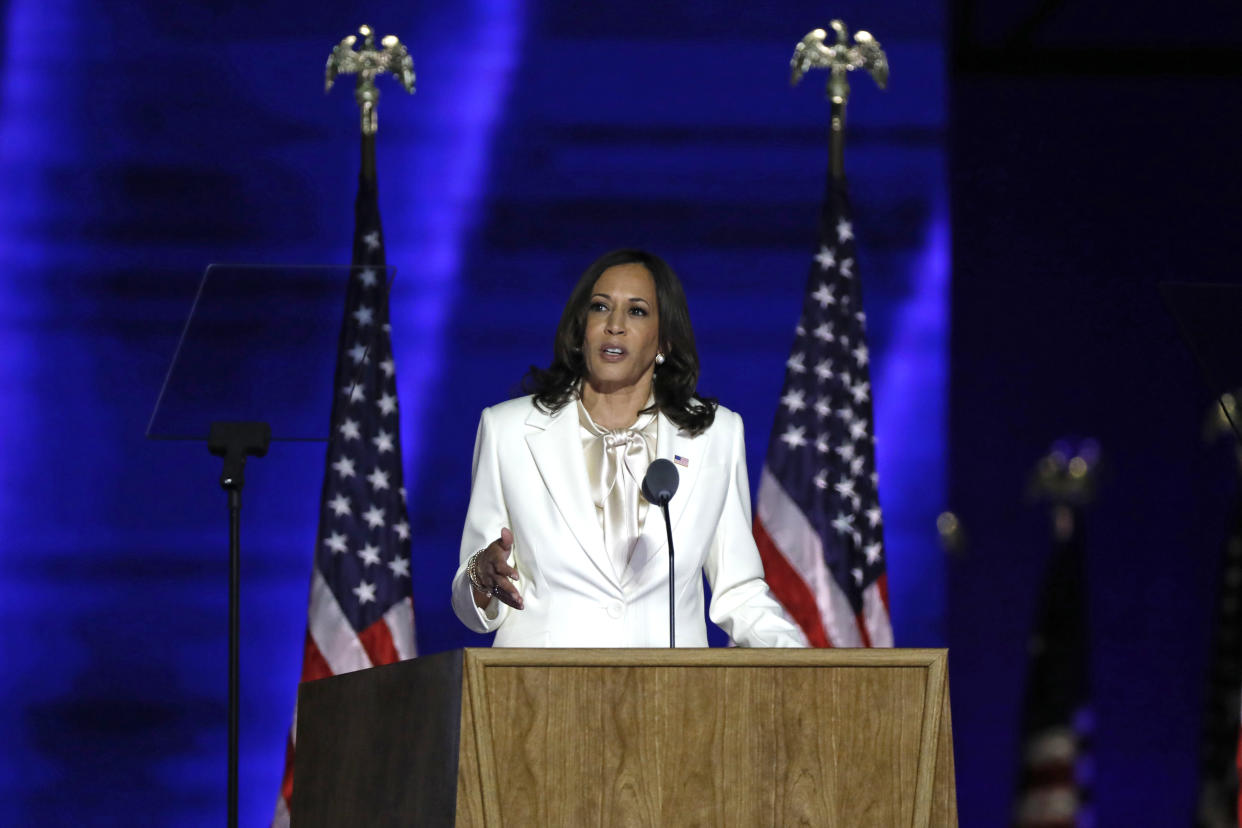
467,550,491,597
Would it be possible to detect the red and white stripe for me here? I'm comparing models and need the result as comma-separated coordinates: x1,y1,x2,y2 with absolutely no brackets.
271,570,417,826
754,467,892,648
1013,726,1081,828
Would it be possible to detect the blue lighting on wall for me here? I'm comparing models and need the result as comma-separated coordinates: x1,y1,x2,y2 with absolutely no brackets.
0,1,955,823
388,0,525,506
874,202,950,644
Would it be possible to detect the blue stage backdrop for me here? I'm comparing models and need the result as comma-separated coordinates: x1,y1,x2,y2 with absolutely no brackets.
946,0,1242,823
0,1,948,824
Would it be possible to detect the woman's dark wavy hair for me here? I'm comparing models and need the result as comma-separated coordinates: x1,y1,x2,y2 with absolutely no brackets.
524,248,718,435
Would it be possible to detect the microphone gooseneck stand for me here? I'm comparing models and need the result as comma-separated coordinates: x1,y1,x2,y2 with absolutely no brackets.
207,421,272,828
642,458,681,649
661,501,676,648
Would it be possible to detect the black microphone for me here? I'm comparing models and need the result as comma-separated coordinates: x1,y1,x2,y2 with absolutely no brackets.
642,458,680,648
641,458,679,506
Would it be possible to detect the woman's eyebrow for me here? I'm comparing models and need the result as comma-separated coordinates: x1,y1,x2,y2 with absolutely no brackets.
590,292,650,304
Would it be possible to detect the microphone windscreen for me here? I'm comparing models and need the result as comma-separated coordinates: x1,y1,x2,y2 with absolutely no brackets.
642,458,680,505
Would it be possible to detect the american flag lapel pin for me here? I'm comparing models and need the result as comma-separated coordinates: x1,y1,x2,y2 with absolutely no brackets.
674,455,690,467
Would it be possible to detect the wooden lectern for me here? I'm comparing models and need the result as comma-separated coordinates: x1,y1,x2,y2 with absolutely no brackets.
292,648,956,827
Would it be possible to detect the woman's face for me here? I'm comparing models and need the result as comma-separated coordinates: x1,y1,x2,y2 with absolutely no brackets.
581,263,661,395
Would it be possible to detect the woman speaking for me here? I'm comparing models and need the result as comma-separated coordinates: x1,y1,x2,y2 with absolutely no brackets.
451,249,805,647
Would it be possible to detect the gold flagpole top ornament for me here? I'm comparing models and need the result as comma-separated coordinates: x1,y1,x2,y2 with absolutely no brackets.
325,24,416,135
1027,439,1100,541
790,20,888,104
790,20,888,178
1028,440,1101,509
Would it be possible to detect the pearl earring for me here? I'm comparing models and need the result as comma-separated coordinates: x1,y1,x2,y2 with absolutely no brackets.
655,353,665,365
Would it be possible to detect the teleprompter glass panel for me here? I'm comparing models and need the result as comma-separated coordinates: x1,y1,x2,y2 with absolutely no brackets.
147,264,395,442
1161,281,1242,444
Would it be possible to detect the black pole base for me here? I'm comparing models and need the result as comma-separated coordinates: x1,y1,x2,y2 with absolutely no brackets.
207,420,271,828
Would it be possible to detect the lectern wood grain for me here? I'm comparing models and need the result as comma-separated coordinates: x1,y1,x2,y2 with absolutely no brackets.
457,649,955,828
296,649,956,827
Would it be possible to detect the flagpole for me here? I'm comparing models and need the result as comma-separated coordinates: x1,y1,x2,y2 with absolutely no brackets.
361,132,376,182
829,98,845,181
757,23,894,650
1014,440,1099,825
1196,394,1242,823
268,26,419,828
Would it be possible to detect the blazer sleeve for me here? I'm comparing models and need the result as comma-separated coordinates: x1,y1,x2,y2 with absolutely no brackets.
703,409,808,647
451,406,511,633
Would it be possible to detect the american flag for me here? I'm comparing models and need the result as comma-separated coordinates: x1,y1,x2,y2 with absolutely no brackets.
1194,483,1242,827
752,175,892,648
1014,444,1095,828
271,134,417,826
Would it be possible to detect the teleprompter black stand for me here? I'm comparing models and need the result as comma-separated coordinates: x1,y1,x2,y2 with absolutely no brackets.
208,421,270,828
147,264,394,827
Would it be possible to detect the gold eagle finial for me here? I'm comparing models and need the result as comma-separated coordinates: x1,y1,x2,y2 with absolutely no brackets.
790,20,888,104
325,25,416,135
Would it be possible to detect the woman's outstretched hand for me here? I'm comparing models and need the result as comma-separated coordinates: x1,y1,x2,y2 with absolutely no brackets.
473,527,524,610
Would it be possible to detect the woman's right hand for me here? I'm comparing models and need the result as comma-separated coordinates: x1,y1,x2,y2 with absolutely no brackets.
472,527,524,610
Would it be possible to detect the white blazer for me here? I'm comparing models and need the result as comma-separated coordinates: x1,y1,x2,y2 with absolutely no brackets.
451,395,806,648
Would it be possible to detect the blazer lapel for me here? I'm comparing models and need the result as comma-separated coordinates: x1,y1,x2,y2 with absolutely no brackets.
629,412,705,580
663,414,704,539
525,402,620,589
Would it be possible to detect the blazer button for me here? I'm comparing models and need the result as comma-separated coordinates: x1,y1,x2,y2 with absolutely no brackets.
606,601,624,619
